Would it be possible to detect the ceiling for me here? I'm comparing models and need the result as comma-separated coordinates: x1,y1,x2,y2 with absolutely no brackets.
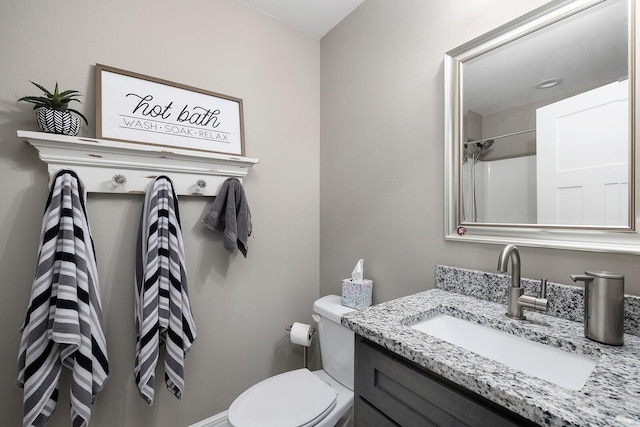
237,0,365,38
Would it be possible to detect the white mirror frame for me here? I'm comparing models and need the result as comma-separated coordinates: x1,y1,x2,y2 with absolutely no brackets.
444,0,640,254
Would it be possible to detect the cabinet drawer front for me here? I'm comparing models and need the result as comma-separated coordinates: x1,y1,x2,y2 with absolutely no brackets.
355,396,400,427
355,337,530,427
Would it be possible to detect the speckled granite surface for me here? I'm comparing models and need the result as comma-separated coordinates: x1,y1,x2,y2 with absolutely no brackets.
343,267,640,426
435,265,640,336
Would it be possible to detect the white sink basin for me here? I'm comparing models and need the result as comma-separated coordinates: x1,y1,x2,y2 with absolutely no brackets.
411,314,597,390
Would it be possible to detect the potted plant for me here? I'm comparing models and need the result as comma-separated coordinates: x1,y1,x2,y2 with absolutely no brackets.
18,81,88,136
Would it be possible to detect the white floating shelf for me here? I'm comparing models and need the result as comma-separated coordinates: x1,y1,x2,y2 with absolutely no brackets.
18,130,259,196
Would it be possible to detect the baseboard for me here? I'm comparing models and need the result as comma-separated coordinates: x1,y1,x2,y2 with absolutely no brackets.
188,411,228,427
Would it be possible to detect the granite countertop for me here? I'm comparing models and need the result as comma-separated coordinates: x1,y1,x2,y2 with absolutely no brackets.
342,288,640,427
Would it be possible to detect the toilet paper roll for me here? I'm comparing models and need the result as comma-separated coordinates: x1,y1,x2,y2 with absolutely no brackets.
290,322,313,347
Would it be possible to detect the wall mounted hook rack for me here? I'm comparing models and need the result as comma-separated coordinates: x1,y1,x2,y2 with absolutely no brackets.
18,130,259,196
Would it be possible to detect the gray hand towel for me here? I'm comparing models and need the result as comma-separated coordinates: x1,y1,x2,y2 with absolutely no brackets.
202,178,251,257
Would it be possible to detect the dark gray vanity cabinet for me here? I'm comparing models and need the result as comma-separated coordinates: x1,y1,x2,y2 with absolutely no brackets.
354,336,538,426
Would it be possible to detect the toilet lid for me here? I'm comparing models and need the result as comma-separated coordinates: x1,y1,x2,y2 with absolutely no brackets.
228,368,337,427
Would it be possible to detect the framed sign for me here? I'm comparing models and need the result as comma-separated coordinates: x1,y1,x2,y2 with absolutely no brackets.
96,64,245,155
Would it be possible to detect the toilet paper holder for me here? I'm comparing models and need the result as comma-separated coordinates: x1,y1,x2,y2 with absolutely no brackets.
286,324,316,369
285,324,317,340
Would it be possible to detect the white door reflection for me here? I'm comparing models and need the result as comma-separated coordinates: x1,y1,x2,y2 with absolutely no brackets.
537,80,629,226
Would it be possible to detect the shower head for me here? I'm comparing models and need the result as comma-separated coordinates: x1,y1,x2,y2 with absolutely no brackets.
471,139,494,164
477,139,494,152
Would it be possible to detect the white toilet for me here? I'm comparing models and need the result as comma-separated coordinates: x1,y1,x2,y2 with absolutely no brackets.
227,295,355,427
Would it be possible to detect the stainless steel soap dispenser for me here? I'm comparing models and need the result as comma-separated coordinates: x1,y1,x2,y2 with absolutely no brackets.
570,271,624,346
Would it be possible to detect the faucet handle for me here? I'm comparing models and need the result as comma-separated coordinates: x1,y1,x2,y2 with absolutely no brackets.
540,278,548,298
517,278,549,313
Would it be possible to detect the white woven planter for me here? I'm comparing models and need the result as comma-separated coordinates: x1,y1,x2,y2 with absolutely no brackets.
36,108,81,136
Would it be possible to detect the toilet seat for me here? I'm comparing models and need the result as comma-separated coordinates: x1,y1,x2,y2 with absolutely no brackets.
228,368,338,427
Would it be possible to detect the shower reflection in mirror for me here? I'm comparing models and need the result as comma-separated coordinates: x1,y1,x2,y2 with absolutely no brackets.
461,129,538,224
461,138,494,222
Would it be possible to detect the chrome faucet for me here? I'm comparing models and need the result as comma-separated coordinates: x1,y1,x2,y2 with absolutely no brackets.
497,244,548,320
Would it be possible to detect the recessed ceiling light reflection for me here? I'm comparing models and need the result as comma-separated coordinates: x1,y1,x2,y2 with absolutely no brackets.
535,78,563,89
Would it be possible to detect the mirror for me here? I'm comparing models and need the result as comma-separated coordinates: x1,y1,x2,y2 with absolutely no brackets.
444,0,640,253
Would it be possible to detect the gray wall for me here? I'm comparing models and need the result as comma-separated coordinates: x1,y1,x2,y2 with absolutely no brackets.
1,1,320,426
320,0,640,303
3,1,640,426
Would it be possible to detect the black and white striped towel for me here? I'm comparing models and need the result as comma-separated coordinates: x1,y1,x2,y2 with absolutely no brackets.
135,176,196,404
17,169,109,427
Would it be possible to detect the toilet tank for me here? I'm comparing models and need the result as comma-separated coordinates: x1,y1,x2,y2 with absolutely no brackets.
313,295,355,390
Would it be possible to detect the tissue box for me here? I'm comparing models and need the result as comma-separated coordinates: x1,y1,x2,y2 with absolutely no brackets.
341,279,373,309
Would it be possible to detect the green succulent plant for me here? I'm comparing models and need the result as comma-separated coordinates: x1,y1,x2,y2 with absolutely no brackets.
18,81,88,125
